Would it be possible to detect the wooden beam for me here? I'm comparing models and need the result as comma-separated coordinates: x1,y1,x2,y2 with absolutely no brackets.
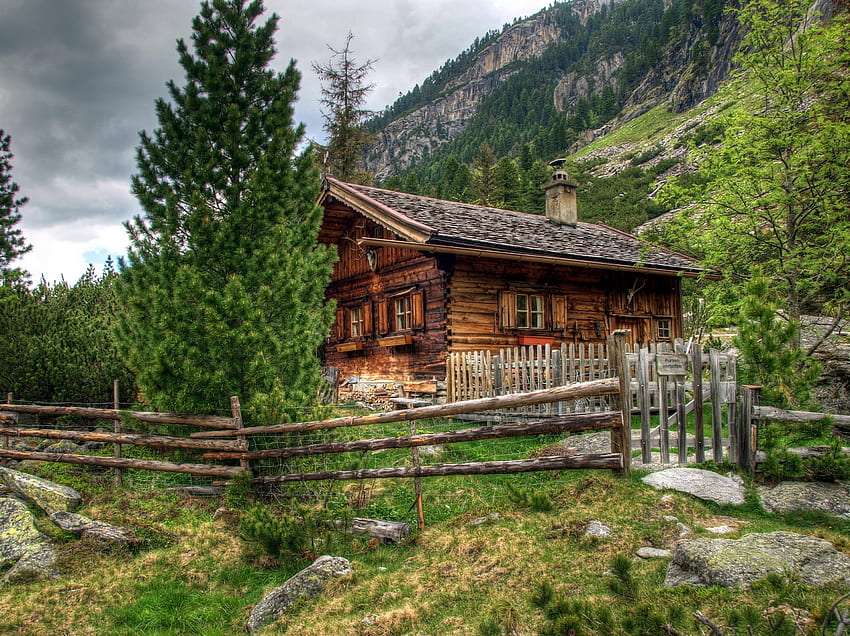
0,426,244,452
0,403,237,429
754,405,850,426
0,448,245,478
201,412,621,461
253,453,622,483
191,377,620,439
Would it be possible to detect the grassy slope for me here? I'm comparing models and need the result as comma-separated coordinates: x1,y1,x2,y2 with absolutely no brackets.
1,423,848,636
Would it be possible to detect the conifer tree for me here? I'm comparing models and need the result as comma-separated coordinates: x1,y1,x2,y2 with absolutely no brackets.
117,0,335,420
313,32,375,184
472,144,497,206
0,130,31,285
493,156,522,209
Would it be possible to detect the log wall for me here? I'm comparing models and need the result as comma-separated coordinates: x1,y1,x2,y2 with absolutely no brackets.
446,257,682,352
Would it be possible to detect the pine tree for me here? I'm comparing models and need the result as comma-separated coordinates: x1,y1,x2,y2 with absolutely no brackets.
313,32,375,184
472,144,497,206
117,0,335,420
493,156,522,209
0,131,31,285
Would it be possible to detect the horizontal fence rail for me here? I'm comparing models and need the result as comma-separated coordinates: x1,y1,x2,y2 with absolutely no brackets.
0,426,243,452
0,402,238,430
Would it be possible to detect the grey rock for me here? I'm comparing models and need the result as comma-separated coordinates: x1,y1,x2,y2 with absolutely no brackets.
49,511,138,547
0,497,56,584
642,468,745,505
584,520,612,538
676,522,692,538
759,481,850,519
43,441,83,454
468,512,501,527
246,555,352,633
705,525,735,535
664,531,850,588
0,467,81,515
637,547,672,559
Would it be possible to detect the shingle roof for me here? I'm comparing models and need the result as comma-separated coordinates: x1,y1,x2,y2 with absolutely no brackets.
329,179,701,273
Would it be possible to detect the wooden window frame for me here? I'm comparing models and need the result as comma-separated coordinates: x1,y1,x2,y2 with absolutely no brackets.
655,317,672,340
394,295,413,332
349,305,364,338
515,293,545,330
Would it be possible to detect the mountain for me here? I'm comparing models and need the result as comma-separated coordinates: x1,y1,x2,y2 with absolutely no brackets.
365,0,739,185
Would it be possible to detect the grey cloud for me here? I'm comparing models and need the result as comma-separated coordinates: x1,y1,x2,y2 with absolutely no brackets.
1,0,546,279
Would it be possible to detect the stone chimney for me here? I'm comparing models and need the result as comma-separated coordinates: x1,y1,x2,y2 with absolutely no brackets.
543,158,578,226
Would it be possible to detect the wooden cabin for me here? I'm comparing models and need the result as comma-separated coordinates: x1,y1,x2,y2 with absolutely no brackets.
318,169,701,393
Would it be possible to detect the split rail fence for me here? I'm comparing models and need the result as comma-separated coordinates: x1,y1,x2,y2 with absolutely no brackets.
447,340,737,466
0,395,249,480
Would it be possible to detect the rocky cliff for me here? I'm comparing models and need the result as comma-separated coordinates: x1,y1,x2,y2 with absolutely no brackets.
365,0,742,181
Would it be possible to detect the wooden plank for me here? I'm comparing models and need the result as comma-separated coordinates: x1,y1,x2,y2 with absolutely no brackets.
726,353,738,459
709,349,724,463
0,426,244,451
607,331,631,474
203,412,623,461
192,377,621,439
675,341,687,464
254,454,624,483
637,348,652,464
347,518,410,543
0,403,238,429
113,379,122,487
0,448,244,477
691,346,705,463
659,373,669,464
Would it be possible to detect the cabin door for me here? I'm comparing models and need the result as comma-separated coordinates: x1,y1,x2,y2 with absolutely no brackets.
611,316,651,346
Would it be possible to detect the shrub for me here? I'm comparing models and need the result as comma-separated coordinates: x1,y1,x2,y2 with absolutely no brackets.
239,506,310,562
506,484,554,512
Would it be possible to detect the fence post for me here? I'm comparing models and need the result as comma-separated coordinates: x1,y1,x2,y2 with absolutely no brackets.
410,421,425,530
113,379,123,487
607,330,631,474
738,385,760,474
691,345,705,463
231,396,250,475
3,393,10,450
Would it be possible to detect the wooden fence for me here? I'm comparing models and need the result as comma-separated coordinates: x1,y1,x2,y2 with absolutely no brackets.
193,332,635,486
0,397,248,479
447,340,737,465
740,385,850,474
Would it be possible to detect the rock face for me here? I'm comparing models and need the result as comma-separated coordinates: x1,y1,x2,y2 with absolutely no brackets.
0,497,56,584
554,53,624,112
759,481,850,519
246,556,352,633
642,468,745,506
0,467,81,515
50,511,138,547
665,532,850,588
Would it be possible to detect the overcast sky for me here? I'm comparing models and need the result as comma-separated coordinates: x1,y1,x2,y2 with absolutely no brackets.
0,0,548,284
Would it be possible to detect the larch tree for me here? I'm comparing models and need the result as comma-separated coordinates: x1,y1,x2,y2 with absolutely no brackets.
117,0,335,421
0,130,31,285
312,32,375,184
472,144,497,206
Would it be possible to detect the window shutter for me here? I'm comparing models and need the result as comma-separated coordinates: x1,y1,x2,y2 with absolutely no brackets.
362,301,373,335
376,299,388,335
498,291,517,329
411,291,425,330
551,295,568,331
335,307,346,340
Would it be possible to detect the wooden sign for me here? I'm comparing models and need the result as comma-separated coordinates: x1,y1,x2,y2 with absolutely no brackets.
656,352,688,376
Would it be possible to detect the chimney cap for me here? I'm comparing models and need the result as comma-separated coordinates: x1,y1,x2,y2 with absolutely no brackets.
548,157,568,169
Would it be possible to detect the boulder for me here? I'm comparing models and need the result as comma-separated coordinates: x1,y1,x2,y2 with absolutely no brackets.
637,547,672,559
664,531,850,588
642,468,745,505
0,467,81,515
584,520,612,538
49,511,138,547
246,555,352,633
468,512,501,527
0,497,56,584
43,441,83,454
758,481,850,519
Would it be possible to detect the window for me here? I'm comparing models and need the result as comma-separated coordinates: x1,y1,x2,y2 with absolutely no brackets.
516,293,545,329
350,306,364,337
656,318,672,340
395,296,412,331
